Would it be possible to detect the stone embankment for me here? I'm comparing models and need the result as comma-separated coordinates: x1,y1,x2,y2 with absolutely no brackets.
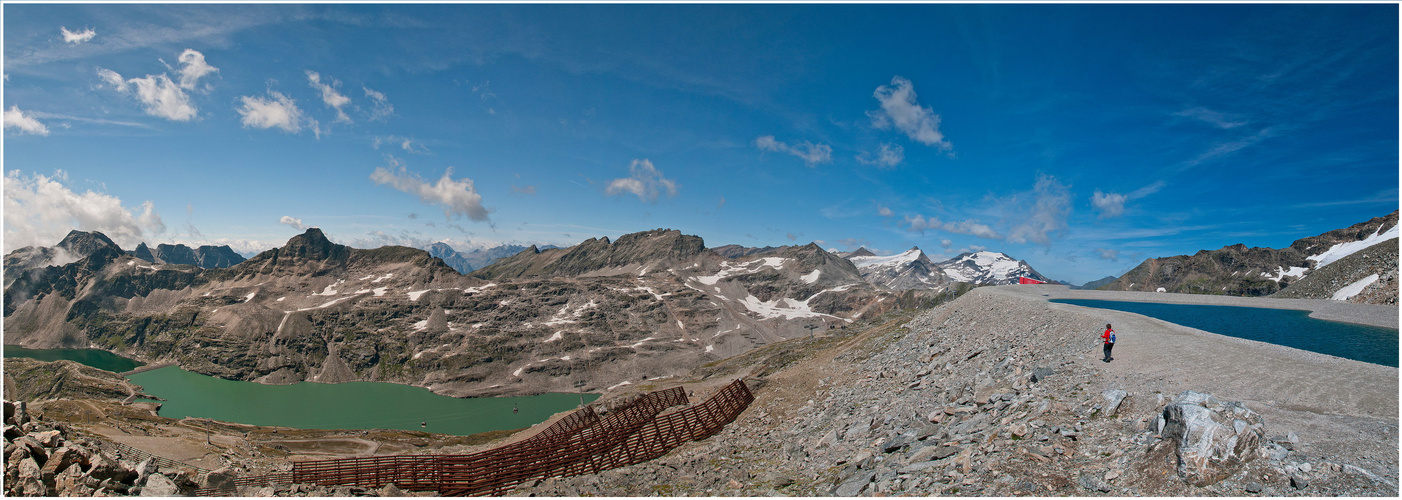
510,286,1398,496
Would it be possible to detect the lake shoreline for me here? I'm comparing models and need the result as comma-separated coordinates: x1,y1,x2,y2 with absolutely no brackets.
1025,285,1398,329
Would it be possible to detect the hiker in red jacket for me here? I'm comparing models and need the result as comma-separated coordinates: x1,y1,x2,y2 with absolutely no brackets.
1102,324,1115,362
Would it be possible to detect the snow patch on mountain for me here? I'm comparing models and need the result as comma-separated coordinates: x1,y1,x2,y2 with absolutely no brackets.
1308,224,1399,269
1332,274,1379,300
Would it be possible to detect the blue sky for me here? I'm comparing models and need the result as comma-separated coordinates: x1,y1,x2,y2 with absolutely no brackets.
3,4,1397,285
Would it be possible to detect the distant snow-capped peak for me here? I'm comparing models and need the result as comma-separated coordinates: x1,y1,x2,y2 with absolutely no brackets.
938,251,1047,285
848,247,924,270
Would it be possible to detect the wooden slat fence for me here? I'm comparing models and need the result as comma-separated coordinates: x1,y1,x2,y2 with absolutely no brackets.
197,380,753,496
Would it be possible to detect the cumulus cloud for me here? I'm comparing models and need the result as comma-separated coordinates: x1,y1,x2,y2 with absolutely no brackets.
1091,190,1127,219
1095,248,1120,262
94,50,215,122
878,206,893,217
4,170,166,253
902,214,1001,239
605,159,678,203
941,239,953,249
175,49,218,90
96,68,197,121
1007,174,1072,245
60,27,96,44
363,86,393,121
237,90,317,135
1091,181,1163,219
857,142,904,168
307,71,351,123
868,76,952,151
371,157,490,222
4,106,50,136
279,216,311,230
754,135,833,167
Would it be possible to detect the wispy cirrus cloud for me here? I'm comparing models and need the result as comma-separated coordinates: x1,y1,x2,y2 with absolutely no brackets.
1094,248,1120,262
371,156,490,222
4,106,50,135
868,76,952,152
372,135,428,154
857,142,904,168
363,87,393,121
307,70,351,123
754,135,832,167
60,26,96,44
1173,107,1247,129
1005,174,1071,246
606,159,678,203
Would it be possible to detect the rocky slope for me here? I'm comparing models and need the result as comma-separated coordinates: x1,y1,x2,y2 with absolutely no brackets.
510,287,1397,497
1102,211,1398,302
1271,234,1398,305
3,228,924,398
148,243,246,269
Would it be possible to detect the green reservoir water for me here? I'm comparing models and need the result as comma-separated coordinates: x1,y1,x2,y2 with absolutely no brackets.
127,366,599,436
1051,299,1399,367
3,345,144,372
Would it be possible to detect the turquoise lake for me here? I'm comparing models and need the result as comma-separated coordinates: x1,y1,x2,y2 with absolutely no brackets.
126,366,599,436
1051,299,1398,367
3,345,144,372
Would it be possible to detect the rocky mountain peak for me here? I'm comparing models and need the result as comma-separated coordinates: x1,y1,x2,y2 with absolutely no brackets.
848,247,877,258
132,242,155,262
283,228,348,262
56,230,122,258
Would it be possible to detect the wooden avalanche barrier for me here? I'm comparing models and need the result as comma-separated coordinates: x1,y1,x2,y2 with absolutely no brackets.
199,379,754,496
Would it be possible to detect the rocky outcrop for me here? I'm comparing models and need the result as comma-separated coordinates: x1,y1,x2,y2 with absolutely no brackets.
1,358,152,402
428,242,475,274
472,229,708,280
1103,211,1398,300
1271,238,1398,305
1161,391,1266,486
2,400,199,497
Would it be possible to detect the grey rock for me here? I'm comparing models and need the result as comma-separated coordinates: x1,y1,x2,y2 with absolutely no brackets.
1245,481,1263,493
1030,367,1054,383
881,434,914,453
139,473,179,497
1076,473,1113,493
1290,474,1309,490
1162,391,1265,486
833,471,876,497
1100,389,1128,417
381,482,405,496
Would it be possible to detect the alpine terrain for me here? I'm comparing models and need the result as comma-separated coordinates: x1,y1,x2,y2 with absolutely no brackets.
1099,211,1399,304
2,228,940,398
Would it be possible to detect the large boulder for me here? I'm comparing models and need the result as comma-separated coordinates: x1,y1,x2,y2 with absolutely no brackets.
140,473,181,496
1161,391,1266,486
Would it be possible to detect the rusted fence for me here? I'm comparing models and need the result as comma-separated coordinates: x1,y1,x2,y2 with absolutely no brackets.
198,380,752,496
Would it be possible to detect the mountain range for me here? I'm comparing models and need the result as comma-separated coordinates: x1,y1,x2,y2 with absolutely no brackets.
2,227,943,397
838,246,1051,290
1098,210,1398,304
426,242,560,275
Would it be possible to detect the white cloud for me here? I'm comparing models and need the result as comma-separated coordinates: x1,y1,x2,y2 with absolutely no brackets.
307,71,351,123
60,27,96,44
868,76,952,151
236,90,316,134
754,135,832,167
176,49,218,90
1091,190,1127,219
4,106,50,136
857,142,904,168
1007,174,1071,245
903,214,1001,239
372,135,428,154
1091,181,1163,219
3,170,166,253
94,50,214,122
605,159,678,203
363,86,393,121
96,67,197,122
1173,107,1246,129
371,157,490,222
1095,248,1120,262
279,216,311,230
878,206,893,217
941,239,953,249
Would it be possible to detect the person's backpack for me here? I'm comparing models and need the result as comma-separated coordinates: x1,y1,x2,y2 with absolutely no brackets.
1108,333,1115,343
